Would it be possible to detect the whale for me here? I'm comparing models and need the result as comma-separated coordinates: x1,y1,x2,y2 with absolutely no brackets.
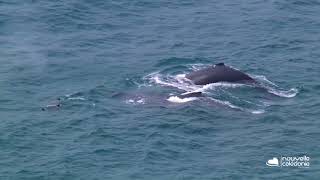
112,63,257,106
185,63,255,85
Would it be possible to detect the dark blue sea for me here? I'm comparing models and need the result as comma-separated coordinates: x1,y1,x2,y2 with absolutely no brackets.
1,0,319,179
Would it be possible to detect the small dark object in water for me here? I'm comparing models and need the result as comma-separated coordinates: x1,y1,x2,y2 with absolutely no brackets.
177,92,203,99
42,99,61,111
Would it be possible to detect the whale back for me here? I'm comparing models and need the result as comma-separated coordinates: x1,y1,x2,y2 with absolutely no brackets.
186,63,254,85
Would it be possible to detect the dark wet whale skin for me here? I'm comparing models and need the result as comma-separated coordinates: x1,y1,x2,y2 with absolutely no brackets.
186,63,255,85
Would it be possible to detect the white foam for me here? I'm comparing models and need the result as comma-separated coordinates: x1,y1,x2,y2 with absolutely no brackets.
207,97,265,114
126,99,135,104
267,88,298,98
167,96,198,103
125,98,146,105
146,73,196,92
251,110,265,114
208,97,242,110
137,98,145,104
252,75,278,87
67,97,86,101
251,74,298,98
46,104,59,108
200,82,246,91
175,74,187,84
189,64,209,71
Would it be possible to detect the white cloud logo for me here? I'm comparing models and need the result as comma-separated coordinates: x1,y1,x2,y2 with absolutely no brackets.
266,155,310,167
266,157,279,167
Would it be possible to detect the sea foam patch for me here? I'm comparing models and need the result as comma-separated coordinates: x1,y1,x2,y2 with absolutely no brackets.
167,96,198,103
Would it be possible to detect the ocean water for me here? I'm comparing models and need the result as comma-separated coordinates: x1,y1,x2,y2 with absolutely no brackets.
1,0,320,179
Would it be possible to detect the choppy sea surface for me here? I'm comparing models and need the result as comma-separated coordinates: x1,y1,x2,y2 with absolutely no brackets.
1,0,320,179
